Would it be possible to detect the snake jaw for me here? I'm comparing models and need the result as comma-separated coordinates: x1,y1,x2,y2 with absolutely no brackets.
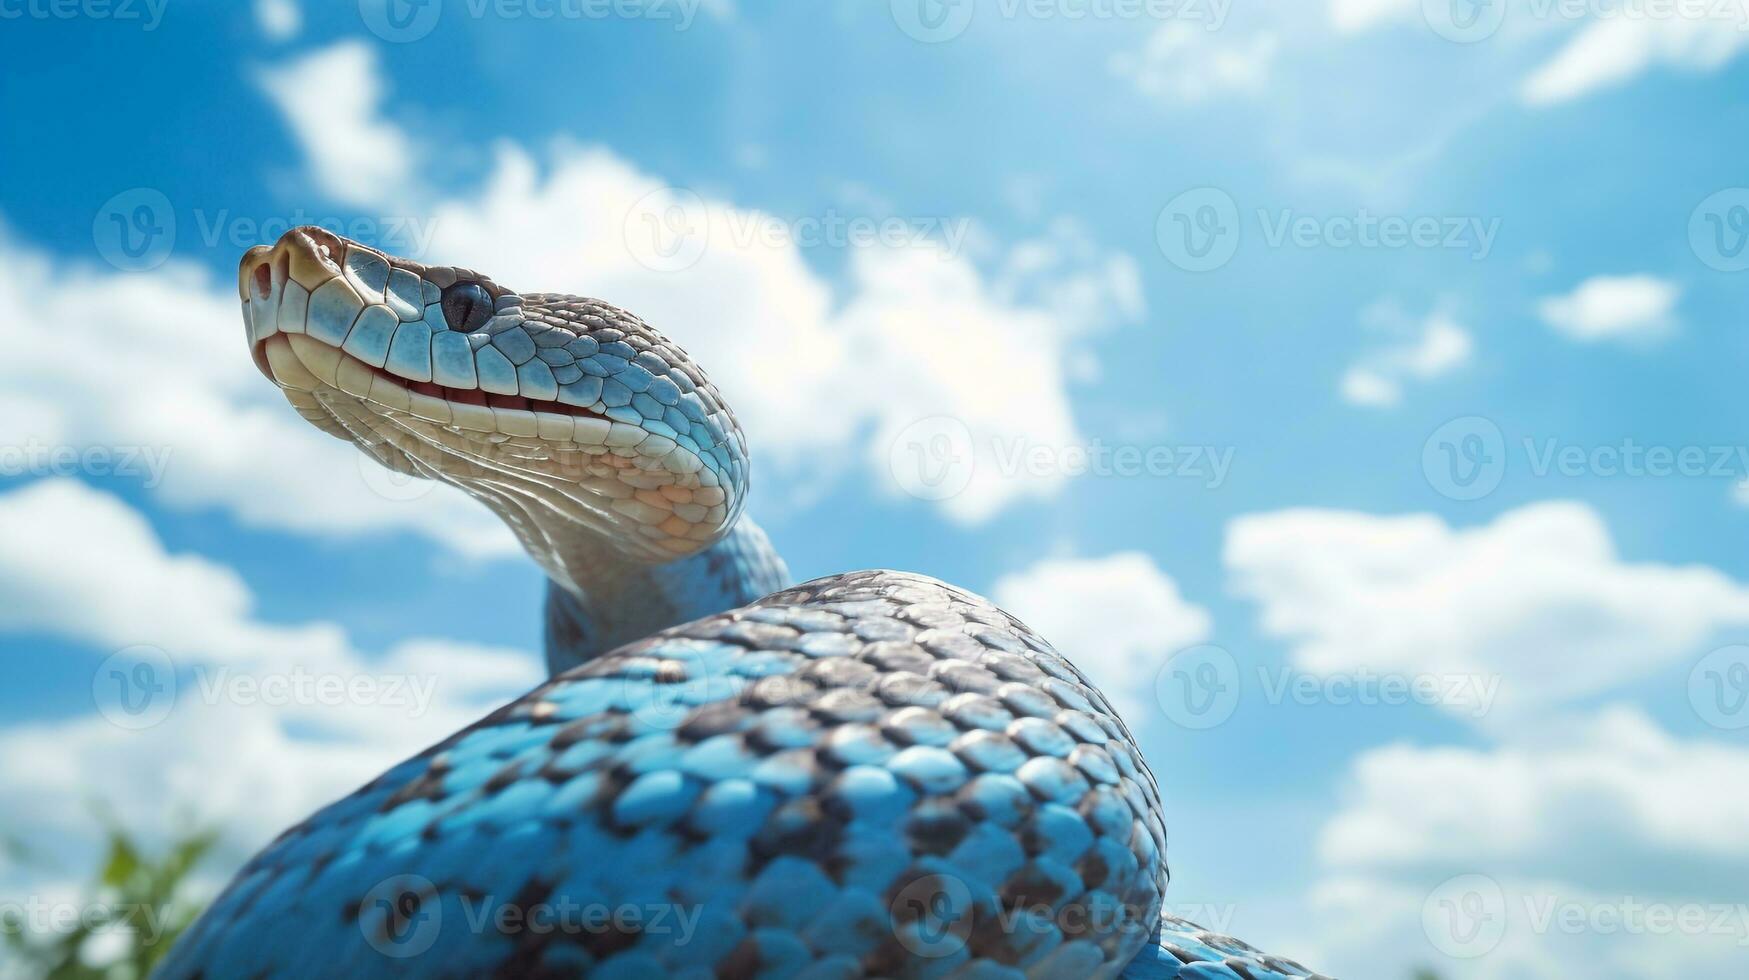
238,227,749,564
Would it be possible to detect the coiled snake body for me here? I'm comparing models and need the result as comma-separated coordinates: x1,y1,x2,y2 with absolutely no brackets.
156,228,1328,979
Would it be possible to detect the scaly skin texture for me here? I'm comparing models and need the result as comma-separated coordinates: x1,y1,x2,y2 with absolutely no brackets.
165,229,1332,978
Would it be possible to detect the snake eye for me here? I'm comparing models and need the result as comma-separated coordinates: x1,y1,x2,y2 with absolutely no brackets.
440,282,493,332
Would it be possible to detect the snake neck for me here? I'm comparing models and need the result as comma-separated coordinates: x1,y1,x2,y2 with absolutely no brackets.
417,432,786,677
541,517,791,676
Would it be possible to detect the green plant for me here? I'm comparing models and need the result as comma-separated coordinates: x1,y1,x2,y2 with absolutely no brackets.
1,820,215,980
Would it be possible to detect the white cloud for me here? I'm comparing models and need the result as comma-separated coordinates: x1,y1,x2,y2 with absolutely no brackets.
1327,0,1416,33
255,41,414,207
0,230,517,557
0,480,539,886
1522,12,1749,105
1226,501,1749,720
1309,707,1749,978
420,143,1143,523
1110,24,1280,104
1341,301,1472,408
242,40,1144,527
992,553,1211,723
1,78,1137,562
1538,274,1681,342
254,0,300,41
1321,707,1749,875
1327,0,1749,106
1322,0,1420,32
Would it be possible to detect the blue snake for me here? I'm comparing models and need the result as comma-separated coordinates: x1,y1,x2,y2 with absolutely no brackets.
155,227,1330,979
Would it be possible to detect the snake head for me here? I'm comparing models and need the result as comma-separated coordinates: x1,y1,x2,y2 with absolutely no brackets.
238,226,748,566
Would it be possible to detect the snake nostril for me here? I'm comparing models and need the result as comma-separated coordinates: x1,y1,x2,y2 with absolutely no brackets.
292,225,345,265
252,260,272,301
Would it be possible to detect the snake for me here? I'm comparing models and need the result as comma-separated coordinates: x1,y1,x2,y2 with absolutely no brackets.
154,227,1330,979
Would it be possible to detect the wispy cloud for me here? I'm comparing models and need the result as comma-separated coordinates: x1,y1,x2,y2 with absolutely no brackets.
1538,274,1680,342
1226,501,1749,721
1311,705,1749,977
993,552,1212,724
0,480,539,885
1340,300,1472,408
1522,11,1749,105
255,41,414,207
1110,23,1280,104
254,0,300,41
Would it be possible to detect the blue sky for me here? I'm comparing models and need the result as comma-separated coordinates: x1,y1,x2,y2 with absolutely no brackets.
2,0,1749,976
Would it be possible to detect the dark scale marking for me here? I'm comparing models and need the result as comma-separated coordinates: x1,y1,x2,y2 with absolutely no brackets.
904,797,972,855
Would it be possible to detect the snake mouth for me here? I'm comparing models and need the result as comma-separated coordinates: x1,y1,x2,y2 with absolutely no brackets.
255,333,634,442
